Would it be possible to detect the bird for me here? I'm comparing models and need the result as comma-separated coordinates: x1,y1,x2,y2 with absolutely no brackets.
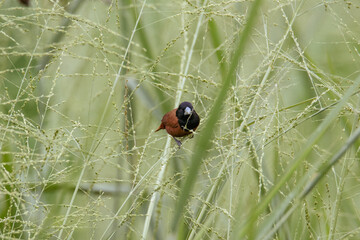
155,101,200,147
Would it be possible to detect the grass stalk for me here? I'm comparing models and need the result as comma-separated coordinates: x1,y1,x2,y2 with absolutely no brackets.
100,147,163,239
141,1,208,238
237,75,360,239
58,0,148,237
187,152,229,240
141,137,171,239
256,113,360,240
300,122,360,199
3,1,360,239
173,0,263,232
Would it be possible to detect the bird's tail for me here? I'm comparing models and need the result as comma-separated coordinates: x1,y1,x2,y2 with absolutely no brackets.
155,122,165,132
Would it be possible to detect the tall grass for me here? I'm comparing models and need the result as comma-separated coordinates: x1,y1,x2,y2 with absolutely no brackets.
1,0,360,239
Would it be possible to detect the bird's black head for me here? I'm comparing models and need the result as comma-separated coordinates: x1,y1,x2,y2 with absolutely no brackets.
176,102,200,131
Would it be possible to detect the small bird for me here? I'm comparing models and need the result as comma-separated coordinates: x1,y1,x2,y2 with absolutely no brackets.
155,101,200,146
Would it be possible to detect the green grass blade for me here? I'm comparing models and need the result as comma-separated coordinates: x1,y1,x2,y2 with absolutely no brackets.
300,125,360,199
235,75,360,238
256,114,360,240
172,0,264,232
208,19,227,78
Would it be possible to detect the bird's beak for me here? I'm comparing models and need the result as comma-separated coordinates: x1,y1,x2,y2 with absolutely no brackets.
184,106,192,115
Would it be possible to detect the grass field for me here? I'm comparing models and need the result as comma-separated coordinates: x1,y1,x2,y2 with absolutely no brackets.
1,0,360,239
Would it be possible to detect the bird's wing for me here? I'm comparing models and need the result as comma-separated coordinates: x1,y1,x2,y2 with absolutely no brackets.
161,108,179,128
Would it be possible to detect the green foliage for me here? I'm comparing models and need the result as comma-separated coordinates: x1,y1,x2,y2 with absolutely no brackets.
1,0,360,239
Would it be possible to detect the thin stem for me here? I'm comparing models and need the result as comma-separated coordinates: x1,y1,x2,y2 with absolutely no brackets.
141,1,208,238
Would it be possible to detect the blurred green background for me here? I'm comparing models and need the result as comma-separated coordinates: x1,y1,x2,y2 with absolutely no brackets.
1,0,360,239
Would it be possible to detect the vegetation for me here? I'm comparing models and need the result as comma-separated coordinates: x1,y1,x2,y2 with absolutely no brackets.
1,0,360,239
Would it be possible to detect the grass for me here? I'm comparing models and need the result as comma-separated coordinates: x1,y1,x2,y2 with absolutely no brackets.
1,0,360,239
